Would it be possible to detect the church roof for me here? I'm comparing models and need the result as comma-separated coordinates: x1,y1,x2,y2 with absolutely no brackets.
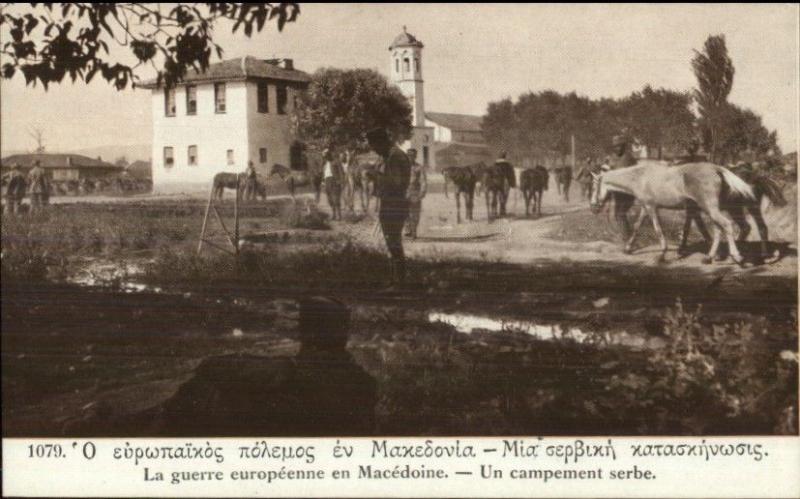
425,112,484,132
389,27,424,50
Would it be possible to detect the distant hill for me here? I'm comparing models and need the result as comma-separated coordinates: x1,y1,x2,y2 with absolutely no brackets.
69,144,151,164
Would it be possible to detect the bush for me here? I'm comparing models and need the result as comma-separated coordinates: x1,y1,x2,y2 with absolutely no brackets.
608,299,798,434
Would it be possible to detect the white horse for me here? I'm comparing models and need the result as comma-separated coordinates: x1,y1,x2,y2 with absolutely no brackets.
590,163,756,265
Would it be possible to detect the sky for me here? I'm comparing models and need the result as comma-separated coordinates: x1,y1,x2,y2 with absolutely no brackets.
1,3,798,154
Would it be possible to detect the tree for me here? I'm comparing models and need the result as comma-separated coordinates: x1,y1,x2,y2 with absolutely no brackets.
692,34,735,163
0,3,299,90
27,124,45,153
715,103,781,164
115,156,129,168
293,68,412,154
622,85,695,159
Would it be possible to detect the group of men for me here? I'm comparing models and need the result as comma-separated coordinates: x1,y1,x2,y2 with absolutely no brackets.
2,161,51,215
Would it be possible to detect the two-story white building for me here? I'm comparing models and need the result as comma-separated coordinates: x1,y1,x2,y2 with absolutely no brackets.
139,57,310,193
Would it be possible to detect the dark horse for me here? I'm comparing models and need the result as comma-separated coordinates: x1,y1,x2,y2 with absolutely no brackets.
677,169,787,263
555,166,573,202
520,165,549,217
442,163,480,224
482,163,514,221
269,163,323,201
212,172,247,200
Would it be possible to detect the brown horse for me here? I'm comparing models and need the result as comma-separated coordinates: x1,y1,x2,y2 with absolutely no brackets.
482,163,512,221
675,169,787,263
520,165,549,217
212,172,247,200
555,166,573,202
358,162,381,213
442,164,479,224
269,163,323,201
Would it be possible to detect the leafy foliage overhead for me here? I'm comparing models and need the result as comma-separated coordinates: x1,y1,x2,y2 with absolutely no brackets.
0,3,300,90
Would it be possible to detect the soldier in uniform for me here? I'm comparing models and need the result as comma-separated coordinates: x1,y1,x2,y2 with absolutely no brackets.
27,160,49,213
3,163,27,215
366,127,411,286
243,160,257,201
321,148,344,220
404,148,427,239
494,151,517,216
608,134,637,170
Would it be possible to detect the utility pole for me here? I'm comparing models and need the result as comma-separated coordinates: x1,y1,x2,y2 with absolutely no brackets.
571,134,576,170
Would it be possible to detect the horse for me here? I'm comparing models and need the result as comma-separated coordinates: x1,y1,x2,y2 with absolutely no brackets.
675,169,787,263
555,166,573,202
211,172,248,200
482,163,511,221
520,165,549,217
590,162,757,265
269,163,323,201
358,162,381,213
442,164,478,224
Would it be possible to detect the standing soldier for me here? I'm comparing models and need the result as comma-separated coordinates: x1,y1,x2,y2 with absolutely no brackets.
27,160,49,213
244,160,257,201
3,163,27,215
404,148,427,240
321,148,344,221
494,151,516,216
366,128,411,287
608,134,637,169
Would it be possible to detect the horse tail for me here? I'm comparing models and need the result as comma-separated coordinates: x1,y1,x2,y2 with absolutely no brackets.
751,174,787,207
718,167,756,201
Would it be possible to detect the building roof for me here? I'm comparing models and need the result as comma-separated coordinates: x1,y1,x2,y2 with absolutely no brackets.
137,56,310,89
1,153,123,170
425,112,484,133
389,27,424,50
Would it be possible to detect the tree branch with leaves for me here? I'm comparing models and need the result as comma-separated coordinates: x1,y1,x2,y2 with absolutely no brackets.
1,3,299,90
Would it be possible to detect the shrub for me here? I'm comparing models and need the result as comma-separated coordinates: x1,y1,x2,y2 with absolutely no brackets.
608,299,798,434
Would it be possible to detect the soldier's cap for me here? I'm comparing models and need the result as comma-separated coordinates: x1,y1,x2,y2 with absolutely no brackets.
499,150,508,159
406,148,418,154
365,127,389,142
612,135,628,146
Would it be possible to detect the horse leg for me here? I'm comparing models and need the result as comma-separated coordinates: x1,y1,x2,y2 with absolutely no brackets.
485,189,492,221
456,191,462,224
648,206,668,263
747,204,774,262
678,207,694,256
728,205,749,261
466,190,474,221
625,207,648,254
705,206,744,265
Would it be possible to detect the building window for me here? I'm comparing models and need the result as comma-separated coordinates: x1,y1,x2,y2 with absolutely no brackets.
186,85,197,115
188,145,198,166
423,145,430,167
259,147,267,164
414,58,420,72
277,84,288,115
227,149,234,166
403,58,410,72
257,81,269,113
215,82,226,113
163,147,174,168
164,88,176,117
395,59,399,73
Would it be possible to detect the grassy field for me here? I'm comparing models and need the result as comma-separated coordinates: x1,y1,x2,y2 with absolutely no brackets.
1,191,798,436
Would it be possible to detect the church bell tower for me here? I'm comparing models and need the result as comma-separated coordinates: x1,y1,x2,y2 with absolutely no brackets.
389,26,434,167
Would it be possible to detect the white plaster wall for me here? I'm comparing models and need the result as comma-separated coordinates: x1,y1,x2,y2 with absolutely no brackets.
244,81,297,176
151,81,249,193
